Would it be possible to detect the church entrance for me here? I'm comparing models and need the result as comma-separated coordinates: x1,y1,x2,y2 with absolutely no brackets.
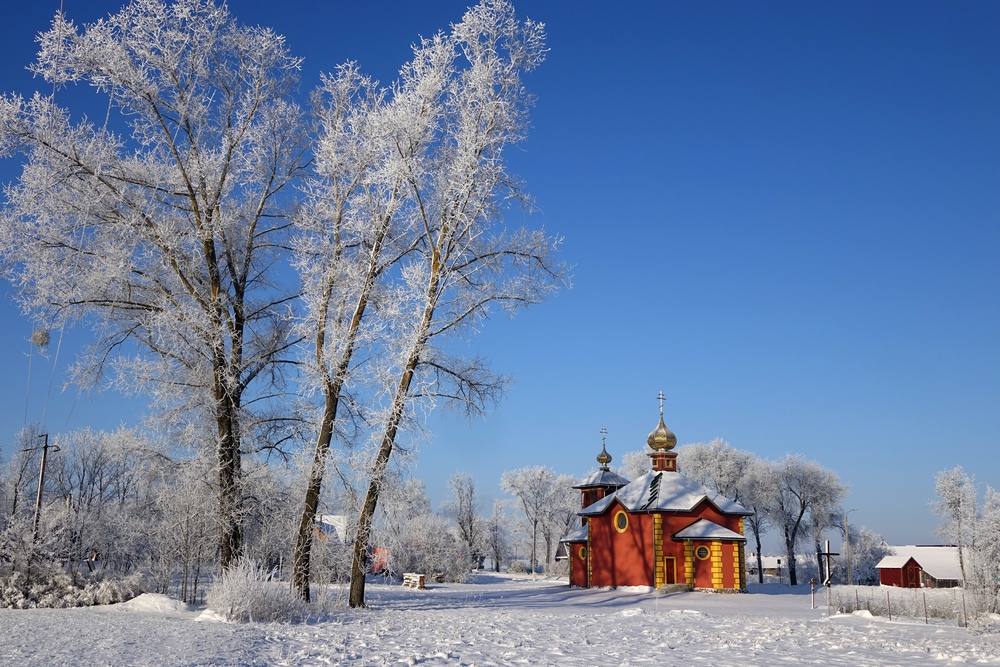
663,556,676,585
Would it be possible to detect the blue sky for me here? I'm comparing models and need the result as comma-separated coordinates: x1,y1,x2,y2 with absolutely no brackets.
1,1,998,549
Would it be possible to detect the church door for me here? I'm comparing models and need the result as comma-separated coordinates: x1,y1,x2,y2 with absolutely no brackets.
663,556,676,585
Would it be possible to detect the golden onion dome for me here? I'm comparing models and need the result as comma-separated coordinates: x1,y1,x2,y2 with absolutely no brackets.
596,443,612,469
646,415,677,451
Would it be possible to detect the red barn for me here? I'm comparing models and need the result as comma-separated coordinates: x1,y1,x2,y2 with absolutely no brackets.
561,407,751,591
876,556,922,588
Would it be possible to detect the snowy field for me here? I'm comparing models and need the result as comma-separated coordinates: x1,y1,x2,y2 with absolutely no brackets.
1,573,997,666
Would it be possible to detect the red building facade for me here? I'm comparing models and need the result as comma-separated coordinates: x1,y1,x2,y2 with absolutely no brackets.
562,409,750,592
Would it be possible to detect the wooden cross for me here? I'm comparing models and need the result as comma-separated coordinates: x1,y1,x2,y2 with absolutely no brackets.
818,539,840,586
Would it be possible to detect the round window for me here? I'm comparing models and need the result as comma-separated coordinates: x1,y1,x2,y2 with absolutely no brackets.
695,545,710,560
614,510,629,533
578,546,587,560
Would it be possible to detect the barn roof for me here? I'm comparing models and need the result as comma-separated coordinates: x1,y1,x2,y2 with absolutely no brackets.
875,555,916,570
578,471,752,516
672,518,746,542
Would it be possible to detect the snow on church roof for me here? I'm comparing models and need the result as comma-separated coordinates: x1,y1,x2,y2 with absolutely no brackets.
579,471,752,516
673,518,746,542
558,524,589,544
573,468,630,489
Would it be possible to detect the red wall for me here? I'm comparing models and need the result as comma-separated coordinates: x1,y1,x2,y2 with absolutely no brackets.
569,542,587,587
880,558,921,588
589,501,655,587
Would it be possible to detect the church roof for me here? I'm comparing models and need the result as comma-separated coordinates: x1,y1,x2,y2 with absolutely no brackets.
579,471,753,516
672,518,746,542
573,468,631,489
558,524,589,544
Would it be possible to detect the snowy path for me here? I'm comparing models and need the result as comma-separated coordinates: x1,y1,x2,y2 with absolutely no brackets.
1,575,997,666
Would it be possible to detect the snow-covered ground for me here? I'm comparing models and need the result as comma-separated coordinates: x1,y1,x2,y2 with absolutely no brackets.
1,573,997,666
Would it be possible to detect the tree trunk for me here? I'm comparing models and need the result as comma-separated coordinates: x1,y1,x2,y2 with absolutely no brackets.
753,526,764,585
217,391,242,570
291,388,339,601
785,531,798,586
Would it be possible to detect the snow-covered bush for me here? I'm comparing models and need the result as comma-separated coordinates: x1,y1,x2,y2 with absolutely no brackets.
388,513,470,583
207,558,303,622
0,566,143,609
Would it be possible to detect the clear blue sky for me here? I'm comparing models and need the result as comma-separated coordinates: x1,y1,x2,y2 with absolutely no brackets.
1,1,998,549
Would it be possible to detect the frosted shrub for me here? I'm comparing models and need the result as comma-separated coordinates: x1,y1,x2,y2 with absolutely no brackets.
0,566,142,609
388,514,470,583
207,558,305,623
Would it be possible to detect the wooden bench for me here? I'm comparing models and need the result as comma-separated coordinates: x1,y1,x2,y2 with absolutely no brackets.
402,573,426,589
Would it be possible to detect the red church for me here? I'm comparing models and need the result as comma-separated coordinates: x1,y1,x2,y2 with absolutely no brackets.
560,404,751,592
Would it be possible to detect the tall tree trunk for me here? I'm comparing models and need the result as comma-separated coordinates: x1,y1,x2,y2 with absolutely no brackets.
291,388,339,601
753,524,764,585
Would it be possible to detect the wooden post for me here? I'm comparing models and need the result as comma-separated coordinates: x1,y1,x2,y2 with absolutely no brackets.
923,591,928,625
886,590,891,621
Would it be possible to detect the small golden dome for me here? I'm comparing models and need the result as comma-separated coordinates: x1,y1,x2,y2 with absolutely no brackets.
646,415,677,451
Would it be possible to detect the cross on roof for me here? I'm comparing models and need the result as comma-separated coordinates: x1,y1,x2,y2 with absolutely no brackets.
657,390,665,417
600,426,607,448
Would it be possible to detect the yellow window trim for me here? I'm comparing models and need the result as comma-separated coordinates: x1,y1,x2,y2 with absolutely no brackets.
613,509,629,533
695,544,711,560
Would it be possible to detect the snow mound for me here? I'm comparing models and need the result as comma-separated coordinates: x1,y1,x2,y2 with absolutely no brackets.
852,610,874,618
618,608,644,617
195,608,228,623
119,593,193,615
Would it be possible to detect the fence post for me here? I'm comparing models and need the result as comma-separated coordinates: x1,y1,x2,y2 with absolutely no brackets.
923,591,928,625
886,589,892,621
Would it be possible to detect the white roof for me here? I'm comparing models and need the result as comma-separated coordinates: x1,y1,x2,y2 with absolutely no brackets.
316,514,348,543
579,471,752,516
574,468,631,489
876,545,962,581
672,518,746,542
558,524,589,544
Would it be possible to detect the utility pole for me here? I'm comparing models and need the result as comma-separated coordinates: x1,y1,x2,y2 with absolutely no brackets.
31,433,58,544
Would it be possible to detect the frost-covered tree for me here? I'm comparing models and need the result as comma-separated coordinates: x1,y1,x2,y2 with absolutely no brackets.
289,60,417,600
738,458,775,584
539,474,578,568
501,465,557,575
444,473,484,569
969,487,1000,613
0,0,308,569
484,499,510,572
765,455,845,586
347,0,561,608
932,466,977,586
677,438,752,501
614,450,649,481
842,525,890,586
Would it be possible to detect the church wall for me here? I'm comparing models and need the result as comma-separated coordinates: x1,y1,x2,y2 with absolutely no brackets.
589,502,654,587
569,542,588,587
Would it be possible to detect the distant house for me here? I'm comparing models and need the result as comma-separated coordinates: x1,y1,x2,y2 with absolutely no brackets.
314,514,349,544
875,545,962,588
